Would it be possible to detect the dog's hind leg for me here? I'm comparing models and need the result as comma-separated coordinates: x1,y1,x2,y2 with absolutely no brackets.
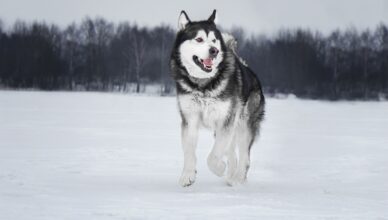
226,136,237,180
207,128,235,177
226,124,255,186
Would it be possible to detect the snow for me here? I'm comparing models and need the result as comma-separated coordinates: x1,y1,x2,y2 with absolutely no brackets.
0,91,387,220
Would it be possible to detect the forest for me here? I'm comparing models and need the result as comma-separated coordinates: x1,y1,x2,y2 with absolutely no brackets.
0,17,387,100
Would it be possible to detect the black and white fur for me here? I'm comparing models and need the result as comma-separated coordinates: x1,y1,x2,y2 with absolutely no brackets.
170,10,265,187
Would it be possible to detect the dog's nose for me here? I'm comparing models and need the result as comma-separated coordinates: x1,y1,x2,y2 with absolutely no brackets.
209,47,219,57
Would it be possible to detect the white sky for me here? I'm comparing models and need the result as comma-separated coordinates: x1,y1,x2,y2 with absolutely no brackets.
0,0,388,34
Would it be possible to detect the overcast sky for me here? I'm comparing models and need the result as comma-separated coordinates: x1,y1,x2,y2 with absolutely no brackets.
1,0,388,34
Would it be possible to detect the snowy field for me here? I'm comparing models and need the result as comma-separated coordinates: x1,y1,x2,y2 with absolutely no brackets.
0,91,387,220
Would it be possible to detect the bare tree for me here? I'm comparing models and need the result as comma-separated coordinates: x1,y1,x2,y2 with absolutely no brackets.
63,23,81,89
375,24,388,93
129,29,147,93
94,18,114,90
118,23,134,92
328,30,341,98
79,17,113,90
360,30,374,98
159,30,166,95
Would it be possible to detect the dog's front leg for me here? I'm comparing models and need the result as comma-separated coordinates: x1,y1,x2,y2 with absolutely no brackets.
179,116,199,187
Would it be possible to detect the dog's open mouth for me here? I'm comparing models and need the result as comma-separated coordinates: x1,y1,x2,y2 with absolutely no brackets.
193,55,213,73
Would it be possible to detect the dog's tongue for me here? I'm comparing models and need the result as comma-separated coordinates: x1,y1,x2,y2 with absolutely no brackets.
203,58,213,66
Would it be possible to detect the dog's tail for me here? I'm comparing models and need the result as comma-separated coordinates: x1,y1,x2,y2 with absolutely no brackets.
222,33,248,67
222,33,237,53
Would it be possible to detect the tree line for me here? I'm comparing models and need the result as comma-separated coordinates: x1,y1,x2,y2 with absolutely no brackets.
0,17,175,94
237,26,388,100
0,17,387,99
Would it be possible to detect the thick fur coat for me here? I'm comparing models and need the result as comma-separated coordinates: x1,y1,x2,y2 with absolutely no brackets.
170,10,265,186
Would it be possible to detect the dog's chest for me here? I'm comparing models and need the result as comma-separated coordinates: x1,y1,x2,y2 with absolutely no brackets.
178,94,231,128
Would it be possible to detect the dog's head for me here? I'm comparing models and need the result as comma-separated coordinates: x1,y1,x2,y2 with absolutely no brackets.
174,10,226,79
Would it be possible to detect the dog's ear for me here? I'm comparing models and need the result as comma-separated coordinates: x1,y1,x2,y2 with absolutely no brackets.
208,10,218,24
178,10,190,30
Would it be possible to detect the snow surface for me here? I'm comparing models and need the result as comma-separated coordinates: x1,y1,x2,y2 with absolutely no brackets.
0,91,387,220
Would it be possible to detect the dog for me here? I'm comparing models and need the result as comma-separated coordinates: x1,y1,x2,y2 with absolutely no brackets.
170,10,265,187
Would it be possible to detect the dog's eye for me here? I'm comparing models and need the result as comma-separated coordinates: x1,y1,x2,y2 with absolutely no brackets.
212,39,216,43
195,37,204,43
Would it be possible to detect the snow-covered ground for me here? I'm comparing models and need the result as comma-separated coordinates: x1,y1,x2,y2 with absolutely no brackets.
0,91,387,220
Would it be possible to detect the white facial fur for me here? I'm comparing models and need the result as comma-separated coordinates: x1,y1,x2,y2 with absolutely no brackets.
179,30,223,79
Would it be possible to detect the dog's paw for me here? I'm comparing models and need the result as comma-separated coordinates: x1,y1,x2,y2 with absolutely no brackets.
207,155,226,177
226,171,247,186
179,170,196,187
226,159,237,180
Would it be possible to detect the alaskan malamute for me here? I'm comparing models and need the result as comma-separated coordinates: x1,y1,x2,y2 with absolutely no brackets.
170,10,265,187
